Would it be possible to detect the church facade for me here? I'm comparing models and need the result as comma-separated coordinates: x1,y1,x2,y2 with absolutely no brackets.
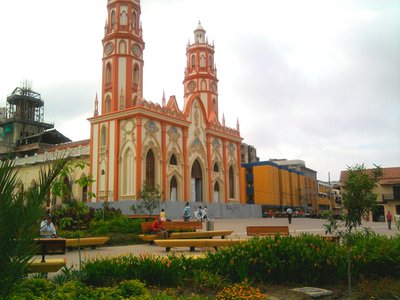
89,0,243,203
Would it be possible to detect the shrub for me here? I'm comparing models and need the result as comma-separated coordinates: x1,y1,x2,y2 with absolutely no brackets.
88,216,141,235
11,278,55,299
93,202,122,222
216,281,267,300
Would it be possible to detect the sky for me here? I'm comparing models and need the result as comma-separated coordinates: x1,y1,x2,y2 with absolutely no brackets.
0,0,399,182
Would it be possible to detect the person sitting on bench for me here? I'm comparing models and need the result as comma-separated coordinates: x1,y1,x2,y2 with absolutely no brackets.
151,218,169,239
40,214,58,238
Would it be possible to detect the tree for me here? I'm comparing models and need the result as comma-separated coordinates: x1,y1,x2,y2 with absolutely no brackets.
324,163,382,296
51,160,95,203
0,159,67,298
131,182,162,215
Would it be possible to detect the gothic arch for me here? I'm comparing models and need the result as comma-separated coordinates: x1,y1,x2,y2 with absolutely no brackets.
105,63,112,84
119,146,135,197
133,64,139,84
213,177,224,203
119,40,126,54
167,170,183,202
105,95,111,114
142,142,161,188
101,125,107,147
190,158,206,202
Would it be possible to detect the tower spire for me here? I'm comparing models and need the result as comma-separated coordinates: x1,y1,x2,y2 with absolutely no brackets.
162,89,166,107
222,113,225,126
236,118,240,131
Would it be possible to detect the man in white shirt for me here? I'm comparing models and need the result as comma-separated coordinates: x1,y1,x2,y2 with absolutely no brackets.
40,215,57,238
286,207,293,224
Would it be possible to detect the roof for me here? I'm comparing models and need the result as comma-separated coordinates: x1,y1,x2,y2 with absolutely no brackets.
340,167,400,185
37,139,90,154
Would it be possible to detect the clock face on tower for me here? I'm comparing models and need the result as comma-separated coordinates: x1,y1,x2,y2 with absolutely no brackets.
105,42,114,55
211,82,217,93
188,81,196,92
132,44,141,57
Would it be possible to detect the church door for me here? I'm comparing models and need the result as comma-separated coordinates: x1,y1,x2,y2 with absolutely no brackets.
170,176,177,201
191,160,203,202
213,182,219,203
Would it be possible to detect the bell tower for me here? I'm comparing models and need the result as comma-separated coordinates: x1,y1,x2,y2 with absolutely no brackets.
101,0,145,115
183,22,219,120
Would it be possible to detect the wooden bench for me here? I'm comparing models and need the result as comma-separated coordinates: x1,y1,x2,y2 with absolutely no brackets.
138,230,233,242
126,214,159,220
154,238,244,252
140,221,202,233
28,258,66,273
35,238,66,262
66,237,109,250
246,226,290,237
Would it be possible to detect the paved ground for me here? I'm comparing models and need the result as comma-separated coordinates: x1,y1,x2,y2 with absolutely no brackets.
36,217,399,277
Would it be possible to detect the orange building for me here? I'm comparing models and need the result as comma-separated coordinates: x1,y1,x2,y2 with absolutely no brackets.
241,161,315,212
89,0,243,203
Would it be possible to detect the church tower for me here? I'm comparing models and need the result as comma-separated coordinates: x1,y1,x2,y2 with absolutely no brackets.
102,0,145,114
183,22,219,120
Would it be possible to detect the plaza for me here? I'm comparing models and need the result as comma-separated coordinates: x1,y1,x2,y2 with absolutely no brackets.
36,217,398,272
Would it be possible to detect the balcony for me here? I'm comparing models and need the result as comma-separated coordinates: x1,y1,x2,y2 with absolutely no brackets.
381,194,400,202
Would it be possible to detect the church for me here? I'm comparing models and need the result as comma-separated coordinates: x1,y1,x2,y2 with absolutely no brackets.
89,0,243,203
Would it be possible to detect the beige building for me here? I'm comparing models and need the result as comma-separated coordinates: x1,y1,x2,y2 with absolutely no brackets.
340,167,400,222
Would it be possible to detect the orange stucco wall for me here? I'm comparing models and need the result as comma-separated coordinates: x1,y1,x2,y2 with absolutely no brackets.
253,165,280,205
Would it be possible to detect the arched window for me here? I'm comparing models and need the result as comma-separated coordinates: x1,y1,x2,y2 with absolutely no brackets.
105,96,111,114
106,63,112,84
209,55,213,67
80,174,88,202
170,154,177,165
213,162,219,172
111,10,116,26
133,64,139,84
201,80,206,90
132,11,137,28
200,54,206,67
101,126,107,146
191,54,196,68
229,166,235,198
122,148,134,195
119,41,126,54
213,98,217,111
120,11,127,26
146,149,155,187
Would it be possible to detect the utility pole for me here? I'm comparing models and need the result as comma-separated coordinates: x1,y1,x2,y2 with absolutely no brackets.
328,172,333,211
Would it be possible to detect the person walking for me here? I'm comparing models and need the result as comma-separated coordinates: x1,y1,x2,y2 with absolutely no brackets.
395,213,400,230
202,205,208,221
286,207,293,224
183,202,191,222
386,210,393,230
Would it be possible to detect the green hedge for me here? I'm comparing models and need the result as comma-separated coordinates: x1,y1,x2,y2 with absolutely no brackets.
82,233,400,286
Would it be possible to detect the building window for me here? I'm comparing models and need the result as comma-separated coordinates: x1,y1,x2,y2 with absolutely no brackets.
200,54,206,67
105,96,111,113
146,149,155,188
106,63,112,84
229,166,234,198
101,126,107,147
213,162,219,172
119,40,126,54
120,11,127,26
111,11,116,26
132,11,137,28
170,154,177,165
191,54,196,68
133,64,139,84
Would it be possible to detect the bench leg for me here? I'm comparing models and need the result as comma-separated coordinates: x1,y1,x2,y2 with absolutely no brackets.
91,245,97,250
166,247,171,252
221,236,225,239
190,246,195,252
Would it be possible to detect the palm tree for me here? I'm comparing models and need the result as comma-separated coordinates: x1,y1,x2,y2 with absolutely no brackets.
0,158,67,298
